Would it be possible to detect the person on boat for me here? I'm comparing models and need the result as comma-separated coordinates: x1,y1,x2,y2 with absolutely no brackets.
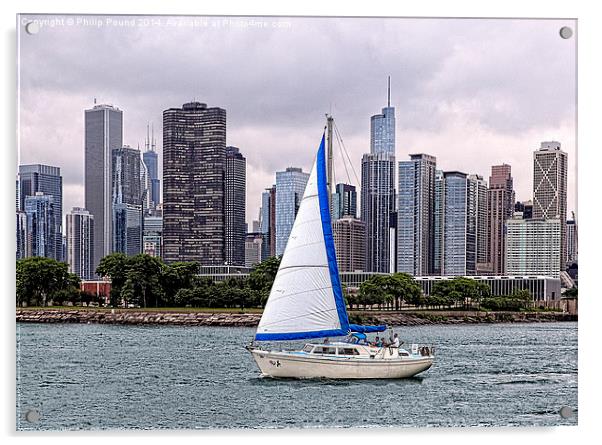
375,337,384,347
391,333,400,348
323,338,330,344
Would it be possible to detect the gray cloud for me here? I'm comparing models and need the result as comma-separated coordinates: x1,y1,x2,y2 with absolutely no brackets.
18,15,577,224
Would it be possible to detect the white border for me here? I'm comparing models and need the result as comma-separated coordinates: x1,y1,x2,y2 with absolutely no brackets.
2,1,599,444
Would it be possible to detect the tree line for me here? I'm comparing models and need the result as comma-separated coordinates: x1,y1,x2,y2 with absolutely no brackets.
355,274,535,311
17,254,539,311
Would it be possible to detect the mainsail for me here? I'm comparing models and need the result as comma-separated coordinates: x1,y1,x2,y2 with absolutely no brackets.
255,134,385,341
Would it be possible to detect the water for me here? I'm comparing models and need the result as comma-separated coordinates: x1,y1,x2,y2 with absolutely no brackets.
16,322,577,430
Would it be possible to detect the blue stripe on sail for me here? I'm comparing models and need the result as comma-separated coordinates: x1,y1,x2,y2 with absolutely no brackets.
255,328,349,341
316,134,350,333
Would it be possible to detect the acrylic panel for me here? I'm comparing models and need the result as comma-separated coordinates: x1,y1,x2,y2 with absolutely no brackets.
16,14,577,430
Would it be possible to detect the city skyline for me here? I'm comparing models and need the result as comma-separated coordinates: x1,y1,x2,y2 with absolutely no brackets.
18,16,577,226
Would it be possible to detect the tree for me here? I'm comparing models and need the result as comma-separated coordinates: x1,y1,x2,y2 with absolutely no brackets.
96,253,129,306
121,254,165,308
160,261,200,306
390,273,422,309
16,257,80,307
248,256,281,306
431,277,490,309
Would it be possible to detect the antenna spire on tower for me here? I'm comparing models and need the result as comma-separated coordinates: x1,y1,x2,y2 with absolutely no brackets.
151,123,156,151
387,76,391,107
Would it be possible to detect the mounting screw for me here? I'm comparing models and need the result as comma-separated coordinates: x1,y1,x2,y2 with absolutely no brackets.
559,27,573,39
25,409,41,423
559,406,574,419
25,21,40,35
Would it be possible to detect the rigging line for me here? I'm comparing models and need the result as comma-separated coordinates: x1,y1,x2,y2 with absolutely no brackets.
334,125,352,185
334,122,360,186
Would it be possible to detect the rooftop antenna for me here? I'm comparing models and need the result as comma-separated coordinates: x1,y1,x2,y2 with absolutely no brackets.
146,123,150,152
387,76,391,107
94,97,97,105
151,123,156,152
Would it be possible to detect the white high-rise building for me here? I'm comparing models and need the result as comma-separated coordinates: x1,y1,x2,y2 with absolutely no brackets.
505,218,561,278
66,207,95,280
85,104,123,270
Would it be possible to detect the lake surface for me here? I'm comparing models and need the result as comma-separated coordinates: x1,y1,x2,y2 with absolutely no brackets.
16,322,577,430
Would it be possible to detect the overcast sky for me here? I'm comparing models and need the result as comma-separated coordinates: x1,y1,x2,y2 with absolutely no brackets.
18,15,577,225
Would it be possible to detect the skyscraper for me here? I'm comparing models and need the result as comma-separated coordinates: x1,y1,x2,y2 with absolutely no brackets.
162,102,226,264
143,215,163,258
24,192,56,259
533,141,568,269
275,167,309,256
245,233,264,268
16,211,27,260
112,145,143,256
85,104,123,271
332,183,357,221
18,164,63,261
361,152,395,273
514,200,533,219
433,170,444,275
333,215,366,272
361,80,396,273
370,77,395,156
225,146,246,266
566,216,578,264
142,123,160,211
487,164,515,274
66,207,95,280
260,186,277,259
397,154,436,276
441,172,476,276
469,174,489,273
505,218,561,278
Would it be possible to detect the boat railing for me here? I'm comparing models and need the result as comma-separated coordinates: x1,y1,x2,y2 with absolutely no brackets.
410,344,435,357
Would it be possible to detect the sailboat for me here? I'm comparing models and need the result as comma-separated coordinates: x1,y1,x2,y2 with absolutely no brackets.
247,117,434,379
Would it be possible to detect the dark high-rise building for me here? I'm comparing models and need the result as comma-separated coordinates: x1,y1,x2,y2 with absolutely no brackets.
162,102,226,264
441,172,477,276
470,174,489,274
85,104,123,271
433,170,444,275
112,145,143,256
514,200,533,219
260,186,276,259
18,164,63,261
142,123,160,210
487,164,515,274
566,217,577,264
362,81,396,273
24,192,56,259
16,211,27,260
225,146,246,266
361,152,395,273
332,183,357,220
397,154,436,276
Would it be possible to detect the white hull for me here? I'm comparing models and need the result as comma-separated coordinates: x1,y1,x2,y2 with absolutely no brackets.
250,349,433,379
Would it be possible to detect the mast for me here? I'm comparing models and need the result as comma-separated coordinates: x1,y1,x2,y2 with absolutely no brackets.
326,114,334,212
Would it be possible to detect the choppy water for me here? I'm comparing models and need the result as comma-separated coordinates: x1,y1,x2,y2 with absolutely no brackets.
16,322,577,430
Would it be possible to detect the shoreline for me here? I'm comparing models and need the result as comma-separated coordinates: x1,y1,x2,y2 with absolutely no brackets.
16,308,577,327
